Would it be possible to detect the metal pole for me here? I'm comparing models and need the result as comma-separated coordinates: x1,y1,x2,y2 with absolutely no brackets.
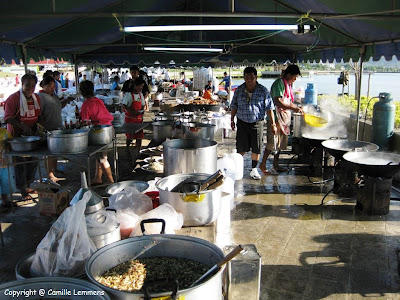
74,54,79,94
367,73,372,99
355,46,365,141
21,45,28,74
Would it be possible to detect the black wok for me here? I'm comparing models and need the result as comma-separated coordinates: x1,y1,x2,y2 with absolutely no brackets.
343,151,400,178
321,139,379,159
302,132,347,148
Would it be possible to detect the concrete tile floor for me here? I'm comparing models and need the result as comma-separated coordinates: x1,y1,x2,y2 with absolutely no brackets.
0,121,399,299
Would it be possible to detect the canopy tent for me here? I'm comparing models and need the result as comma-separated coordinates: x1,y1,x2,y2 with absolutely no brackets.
0,0,399,65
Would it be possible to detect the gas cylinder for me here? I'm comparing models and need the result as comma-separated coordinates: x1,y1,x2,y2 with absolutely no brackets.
304,83,317,105
372,92,395,150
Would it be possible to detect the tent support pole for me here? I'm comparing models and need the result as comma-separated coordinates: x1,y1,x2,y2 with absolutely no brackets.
355,46,365,141
22,45,28,74
74,54,79,94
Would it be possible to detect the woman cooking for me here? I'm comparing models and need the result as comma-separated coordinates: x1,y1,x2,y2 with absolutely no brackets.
122,76,145,154
79,80,114,185
4,73,41,201
38,75,73,182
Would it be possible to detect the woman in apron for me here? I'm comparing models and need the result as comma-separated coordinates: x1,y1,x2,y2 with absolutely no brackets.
259,65,303,175
4,73,41,201
122,77,145,155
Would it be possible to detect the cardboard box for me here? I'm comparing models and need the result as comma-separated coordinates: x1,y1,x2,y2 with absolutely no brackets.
32,183,70,216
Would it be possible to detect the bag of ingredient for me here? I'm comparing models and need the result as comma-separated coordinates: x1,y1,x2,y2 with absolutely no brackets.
31,191,96,277
115,210,139,238
130,203,183,237
108,186,153,215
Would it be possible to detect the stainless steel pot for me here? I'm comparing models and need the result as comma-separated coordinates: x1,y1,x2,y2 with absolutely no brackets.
292,113,305,138
47,129,89,154
182,122,216,140
89,125,114,145
152,121,176,142
86,234,225,300
8,136,43,152
156,173,222,226
1,277,111,299
163,139,217,176
87,210,121,250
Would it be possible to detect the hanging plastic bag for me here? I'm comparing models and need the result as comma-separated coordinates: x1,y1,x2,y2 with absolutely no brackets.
30,191,96,277
130,203,183,237
108,186,153,216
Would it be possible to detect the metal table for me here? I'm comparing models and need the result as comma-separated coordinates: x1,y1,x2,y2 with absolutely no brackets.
5,142,115,211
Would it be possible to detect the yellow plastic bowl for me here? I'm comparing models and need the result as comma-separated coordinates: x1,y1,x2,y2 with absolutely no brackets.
304,114,328,127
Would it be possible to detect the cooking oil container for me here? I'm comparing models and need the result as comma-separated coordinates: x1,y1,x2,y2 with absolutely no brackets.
372,92,395,150
304,83,317,105
224,244,261,300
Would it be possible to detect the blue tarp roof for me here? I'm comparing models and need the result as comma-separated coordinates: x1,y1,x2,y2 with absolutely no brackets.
0,0,399,65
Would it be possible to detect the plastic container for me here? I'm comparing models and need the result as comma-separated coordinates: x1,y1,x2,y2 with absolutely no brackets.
372,92,395,150
227,149,244,180
217,154,236,181
304,83,317,105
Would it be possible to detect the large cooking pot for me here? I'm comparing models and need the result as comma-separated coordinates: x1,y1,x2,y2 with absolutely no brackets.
86,234,224,300
343,151,400,178
8,136,43,152
152,121,177,142
87,209,121,250
156,173,222,226
182,122,216,140
301,132,347,148
0,277,111,299
47,128,89,154
89,125,114,146
321,139,379,159
163,139,217,176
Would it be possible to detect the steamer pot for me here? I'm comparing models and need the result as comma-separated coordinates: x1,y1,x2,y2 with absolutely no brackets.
163,139,217,176
156,173,222,226
152,121,177,142
86,234,224,300
182,122,216,140
47,128,89,154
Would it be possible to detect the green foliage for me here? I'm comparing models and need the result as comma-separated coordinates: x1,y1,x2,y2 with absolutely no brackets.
319,94,400,128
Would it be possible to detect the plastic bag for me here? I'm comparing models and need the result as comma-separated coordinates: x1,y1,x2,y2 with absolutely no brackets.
108,186,153,216
116,210,139,238
30,191,96,277
130,203,183,237
86,209,120,237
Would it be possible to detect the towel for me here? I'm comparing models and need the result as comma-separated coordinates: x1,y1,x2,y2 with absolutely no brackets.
19,88,40,117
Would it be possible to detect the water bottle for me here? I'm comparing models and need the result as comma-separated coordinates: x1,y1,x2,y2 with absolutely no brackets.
217,154,236,181
227,149,244,180
271,135,278,155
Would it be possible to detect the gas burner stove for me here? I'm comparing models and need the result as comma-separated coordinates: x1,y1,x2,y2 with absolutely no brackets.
356,175,393,215
333,160,358,197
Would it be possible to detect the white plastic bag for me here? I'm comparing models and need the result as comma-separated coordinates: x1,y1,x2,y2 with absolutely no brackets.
30,191,96,277
116,210,139,238
130,203,183,237
108,186,153,216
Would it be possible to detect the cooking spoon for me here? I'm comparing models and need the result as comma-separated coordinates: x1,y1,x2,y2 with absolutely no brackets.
189,244,243,287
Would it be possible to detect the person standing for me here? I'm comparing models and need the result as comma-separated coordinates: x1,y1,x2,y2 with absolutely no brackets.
230,67,277,180
259,64,303,174
52,71,63,98
79,80,114,185
4,73,41,200
0,124,12,212
220,71,232,91
122,77,145,154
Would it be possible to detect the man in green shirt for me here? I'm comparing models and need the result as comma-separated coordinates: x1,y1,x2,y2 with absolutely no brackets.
259,65,303,175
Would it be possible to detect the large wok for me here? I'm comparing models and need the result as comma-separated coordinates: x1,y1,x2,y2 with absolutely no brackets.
302,132,347,148
343,151,400,178
321,139,379,159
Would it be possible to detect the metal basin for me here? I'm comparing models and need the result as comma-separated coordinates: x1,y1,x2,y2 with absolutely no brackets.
105,180,149,195
1,277,111,299
86,235,224,300
182,122,216,139
343,151,400,178
9,136,43,152
47,128,89,154
163,139,217,176
322,139,379,159
156,173,222,226
89,125,114,146
152,121,176,142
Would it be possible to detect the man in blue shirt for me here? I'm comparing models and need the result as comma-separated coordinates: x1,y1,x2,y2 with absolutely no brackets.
230,67,277,180
220,72,231,91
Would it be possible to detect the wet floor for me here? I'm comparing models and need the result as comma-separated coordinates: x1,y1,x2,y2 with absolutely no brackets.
0,112,399,299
